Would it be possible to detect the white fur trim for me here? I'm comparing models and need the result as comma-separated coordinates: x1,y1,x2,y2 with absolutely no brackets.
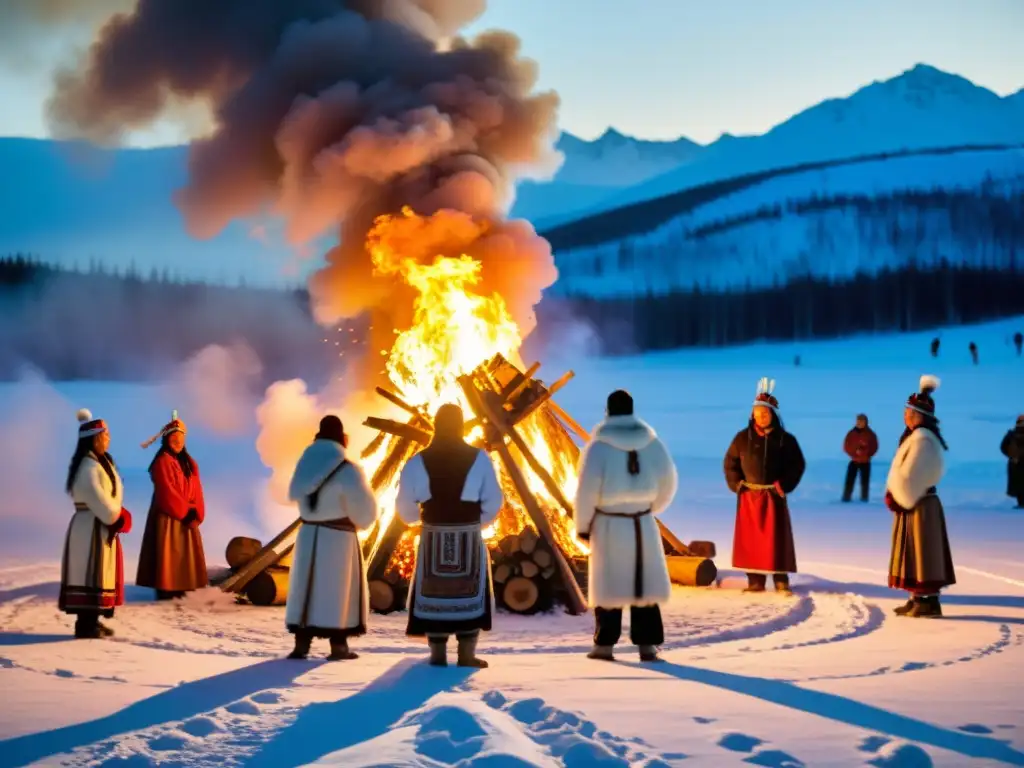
886,428,946,509
76,408,93,423
919,374,941,392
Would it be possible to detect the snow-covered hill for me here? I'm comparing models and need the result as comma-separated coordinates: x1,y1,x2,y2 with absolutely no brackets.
538,64,1024,230
549,147,1024,298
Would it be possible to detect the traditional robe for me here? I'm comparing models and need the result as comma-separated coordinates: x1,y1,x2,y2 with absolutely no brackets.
136,451,208,592
573,415,677,609
396,441,503,636
284,439,379,638
886,427,956,592
59,454,128,615
724,423,806,574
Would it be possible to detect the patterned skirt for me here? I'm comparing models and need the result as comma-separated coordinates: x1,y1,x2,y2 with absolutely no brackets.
888,494,956,593
406,523,493,636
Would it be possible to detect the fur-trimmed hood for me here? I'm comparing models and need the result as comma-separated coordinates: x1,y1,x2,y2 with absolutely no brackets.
289,439,348,500
591,415,658,452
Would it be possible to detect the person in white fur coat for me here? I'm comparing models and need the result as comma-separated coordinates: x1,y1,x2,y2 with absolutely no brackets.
574,390,678,662
284,416,379,660
884,375,956,619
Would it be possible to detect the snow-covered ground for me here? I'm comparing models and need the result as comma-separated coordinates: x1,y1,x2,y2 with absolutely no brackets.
2,318,1023,767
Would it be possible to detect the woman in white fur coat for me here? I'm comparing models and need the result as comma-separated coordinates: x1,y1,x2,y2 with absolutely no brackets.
284,416,379,660
574,389,678,662
60,409,133,639
884,375,956,619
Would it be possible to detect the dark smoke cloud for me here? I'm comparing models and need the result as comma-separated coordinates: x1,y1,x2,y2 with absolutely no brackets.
45,0,562,391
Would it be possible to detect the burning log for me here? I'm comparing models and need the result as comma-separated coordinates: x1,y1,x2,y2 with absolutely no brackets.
459,374,588,616
363,417,431,445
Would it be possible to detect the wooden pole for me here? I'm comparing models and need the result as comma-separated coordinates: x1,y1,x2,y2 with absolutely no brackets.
219,519,301,593
374,386,423,418
459,376,588,615
363,417,431,444
546,400,592,443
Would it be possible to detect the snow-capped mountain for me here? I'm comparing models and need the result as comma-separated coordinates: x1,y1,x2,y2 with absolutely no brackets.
538,64,1024,229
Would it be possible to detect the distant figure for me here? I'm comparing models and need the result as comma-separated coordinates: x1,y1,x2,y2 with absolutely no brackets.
397,404,504,668
842,414,879,502
884,375,955,618
724,378,806,595
1014,332,1022,357
574,389,678,663
136,411,209,600
285,415,379,661
969,341,978,365
793,355,801,367
1000,415,1024,508
930,337,940,358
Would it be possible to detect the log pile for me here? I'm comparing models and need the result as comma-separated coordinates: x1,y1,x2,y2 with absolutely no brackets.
490,528,557,614
223,535,293,606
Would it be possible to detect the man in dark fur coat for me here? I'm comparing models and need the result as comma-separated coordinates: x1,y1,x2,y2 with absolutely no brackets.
396,403,504,668
723,378,806,595
1000,415,1024,508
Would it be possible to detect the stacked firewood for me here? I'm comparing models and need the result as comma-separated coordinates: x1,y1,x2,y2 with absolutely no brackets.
225,536,292,606
489,528,559,614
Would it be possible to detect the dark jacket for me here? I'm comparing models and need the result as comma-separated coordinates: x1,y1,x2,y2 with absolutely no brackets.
843,426,879,464
1001,427,1024,498
724,422,806,494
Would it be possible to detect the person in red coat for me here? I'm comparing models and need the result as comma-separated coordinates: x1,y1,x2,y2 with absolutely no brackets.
842,414,879,502
135,411,208,599
723,378,806,595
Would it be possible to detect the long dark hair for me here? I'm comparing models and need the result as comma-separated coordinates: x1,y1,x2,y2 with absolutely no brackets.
149,433,194,478
65,435,117,496
900,415,949,451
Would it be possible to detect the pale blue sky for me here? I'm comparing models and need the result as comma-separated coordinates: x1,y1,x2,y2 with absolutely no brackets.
1,0,1021,146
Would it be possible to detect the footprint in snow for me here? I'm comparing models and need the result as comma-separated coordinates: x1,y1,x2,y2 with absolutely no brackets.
180,716,221,737
147,733,189,752
251,690,282,704
866,741,933,767
858,735,891,753
958,723,993,734
718,732,764,753
225,700,261,715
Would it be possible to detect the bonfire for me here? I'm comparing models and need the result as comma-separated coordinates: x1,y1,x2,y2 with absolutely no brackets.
221,209,712,615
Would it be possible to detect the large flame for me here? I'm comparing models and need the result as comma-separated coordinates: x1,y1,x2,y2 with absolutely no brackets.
355,208,587,577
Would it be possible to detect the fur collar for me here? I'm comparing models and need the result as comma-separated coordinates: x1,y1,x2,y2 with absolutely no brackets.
289,439,347,499
903,426,943,452
592,415,657,452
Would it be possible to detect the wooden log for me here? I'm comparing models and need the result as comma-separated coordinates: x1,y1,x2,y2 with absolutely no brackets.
245,566,290,606
688,540,717,559
531,547,553,569
665,555,718,588
460,376,587,615
499,361,541,403
220,519,300,593
360,430,387,460
363,417,431,444
656,519,691,556
519,559,540,579
493,562,513,584
546,400,591,443
277,548,294,569
501,576,540,613
368,579,406,614
374,386,422,418
519,527,539,555
508,373,574,427
225,536,262,570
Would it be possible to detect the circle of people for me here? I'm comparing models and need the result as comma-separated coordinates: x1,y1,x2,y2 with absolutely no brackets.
57,376,1024,664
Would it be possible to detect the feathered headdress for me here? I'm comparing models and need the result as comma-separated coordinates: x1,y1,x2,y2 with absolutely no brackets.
752,377,779,412
141,409,186,449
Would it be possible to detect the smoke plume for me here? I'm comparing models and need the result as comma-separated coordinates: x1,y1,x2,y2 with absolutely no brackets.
46,0,564,497
46,1,562,349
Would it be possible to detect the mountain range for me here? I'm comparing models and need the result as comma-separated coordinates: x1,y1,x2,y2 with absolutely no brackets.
0,63,1021,285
